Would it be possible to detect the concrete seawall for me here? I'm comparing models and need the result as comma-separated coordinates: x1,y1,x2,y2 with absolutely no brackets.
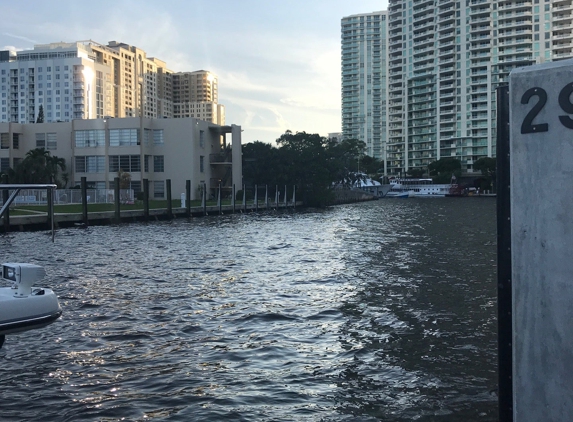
1,202,303,233
333,189,378,204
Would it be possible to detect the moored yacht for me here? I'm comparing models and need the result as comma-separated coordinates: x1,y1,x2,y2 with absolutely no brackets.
386,177,453,198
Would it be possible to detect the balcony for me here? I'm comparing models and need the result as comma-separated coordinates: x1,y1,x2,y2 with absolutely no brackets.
210,151,232,164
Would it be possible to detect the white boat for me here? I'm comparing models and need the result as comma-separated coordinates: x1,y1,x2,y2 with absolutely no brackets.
386,177,453,198
0,263,62,348
354,175,392,198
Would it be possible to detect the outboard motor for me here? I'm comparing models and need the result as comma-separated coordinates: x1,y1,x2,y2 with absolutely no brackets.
0,263,61,349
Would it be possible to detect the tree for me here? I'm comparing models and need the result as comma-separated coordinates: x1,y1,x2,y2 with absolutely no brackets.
241,131,380,207
4,148,67,188
360,155,384,177
328,137,367,187
276,130,335,207
46,154,67,185
428,157,462,184
406,168,425,178
36,105,44,123
242,141,280,188
118,169,132,203
473,157,496,191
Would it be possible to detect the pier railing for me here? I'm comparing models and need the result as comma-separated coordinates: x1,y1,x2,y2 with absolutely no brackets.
0,179,298,234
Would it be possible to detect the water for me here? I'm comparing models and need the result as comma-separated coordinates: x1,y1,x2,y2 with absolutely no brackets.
0,198,498,421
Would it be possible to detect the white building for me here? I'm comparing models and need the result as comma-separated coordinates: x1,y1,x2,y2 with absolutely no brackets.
341,11,388,160
385,0,572,176
342,0,573,175
0,41,224,125
0,117,242,200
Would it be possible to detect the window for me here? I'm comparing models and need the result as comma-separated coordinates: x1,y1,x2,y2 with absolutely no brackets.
109,155,141,172
0,158,9,172
36,133,46,148
153,129,164,144
130,180,141,195
200,155,204,173
74,130,105,148
46,133,57,150
12,133,19,149
144,154,150,172
153,155,164,172
75,156,105,173
144,128,152,144
153,180,165,199
199,130,205,147
109,128,139,146
0,133,9,149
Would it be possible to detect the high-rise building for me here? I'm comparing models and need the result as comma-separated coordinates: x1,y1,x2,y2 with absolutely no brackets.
0,40,224,125
173,70,225,125
341,11,388,160
384,0,570,176
342,0,573,175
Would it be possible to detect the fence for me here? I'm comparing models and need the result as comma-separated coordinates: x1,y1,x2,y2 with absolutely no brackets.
0,189,135,206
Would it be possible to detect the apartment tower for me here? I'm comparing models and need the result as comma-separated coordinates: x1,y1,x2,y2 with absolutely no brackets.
385,0,571,176
0,41,223,125
172,70,225,125
341,11,388,160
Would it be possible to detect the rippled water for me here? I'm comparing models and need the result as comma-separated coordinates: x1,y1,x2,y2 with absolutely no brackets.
0,198,498,421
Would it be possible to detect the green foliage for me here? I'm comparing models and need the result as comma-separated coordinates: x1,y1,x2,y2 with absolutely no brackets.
406,168,425,178
473,157,496,178
360,154,384,176
428,158,461,184
118,169,132,189
234,189,253,201
1,148,68,188
242,132,376,207
275,131,335,207
473,157,497,192
242,141,280,188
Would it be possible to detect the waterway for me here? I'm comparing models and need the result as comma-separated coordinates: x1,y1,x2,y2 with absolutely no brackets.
0,197,498,421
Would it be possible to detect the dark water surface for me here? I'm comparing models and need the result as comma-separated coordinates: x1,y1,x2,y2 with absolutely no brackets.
0,198,498,421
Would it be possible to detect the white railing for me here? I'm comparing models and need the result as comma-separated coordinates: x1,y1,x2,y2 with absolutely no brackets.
0,189,135,206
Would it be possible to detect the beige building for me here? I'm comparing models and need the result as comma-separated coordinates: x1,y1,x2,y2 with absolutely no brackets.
0,117,241,200
172,71,225,125
0,40,223,125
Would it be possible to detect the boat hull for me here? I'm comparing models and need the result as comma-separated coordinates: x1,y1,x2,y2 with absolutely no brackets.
0,287,62,335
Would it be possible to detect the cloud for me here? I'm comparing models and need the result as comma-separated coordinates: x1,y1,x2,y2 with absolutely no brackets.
1,45,23,52
2,33,38,44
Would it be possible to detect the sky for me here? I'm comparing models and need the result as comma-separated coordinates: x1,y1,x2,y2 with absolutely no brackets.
0,0,388,145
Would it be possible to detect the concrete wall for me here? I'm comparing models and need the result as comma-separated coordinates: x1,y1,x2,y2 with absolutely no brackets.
510,58,573,421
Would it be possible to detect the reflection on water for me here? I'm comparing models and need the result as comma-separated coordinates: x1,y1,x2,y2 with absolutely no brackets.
0,198,497,421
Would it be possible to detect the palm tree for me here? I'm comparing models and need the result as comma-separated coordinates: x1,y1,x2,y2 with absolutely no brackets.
46,155,67,187
19,148,51,184
6,149,67,187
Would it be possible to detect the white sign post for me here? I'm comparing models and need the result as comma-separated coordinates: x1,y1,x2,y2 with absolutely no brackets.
510,59,573,420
